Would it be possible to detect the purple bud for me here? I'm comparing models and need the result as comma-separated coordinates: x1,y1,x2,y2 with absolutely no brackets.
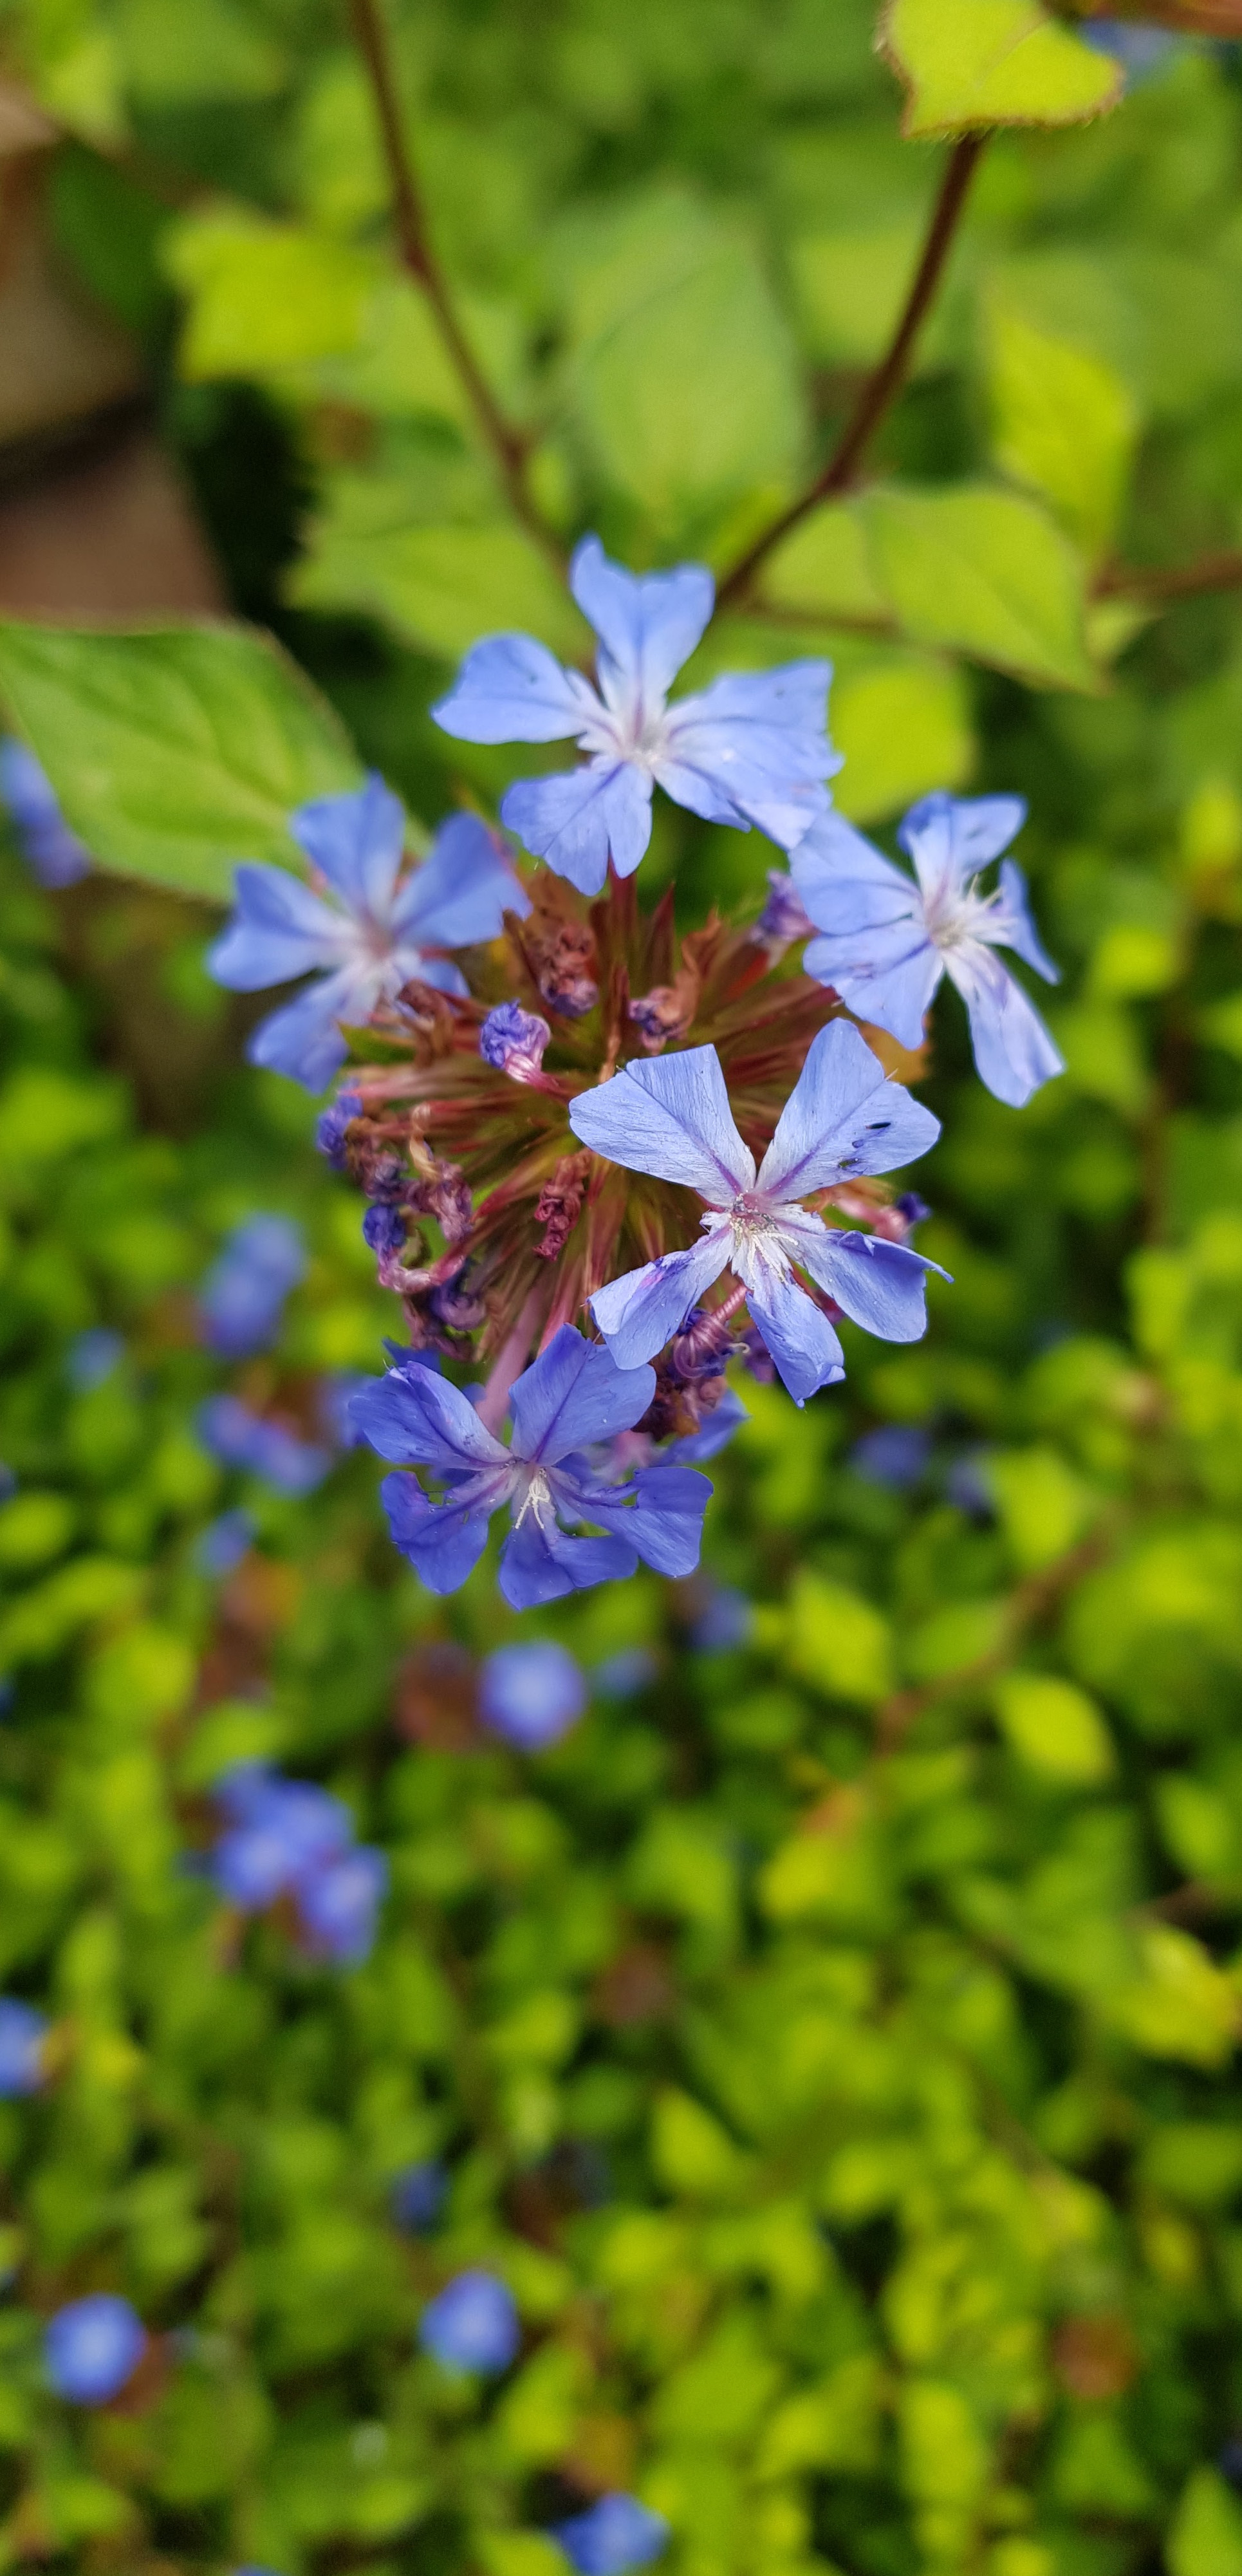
479,1002,551,1083
391,2160,448,2233
0,1997,47,2096
755,869,811,947
45,2295,146,2405
550,2495,669,2576
895,1193,931,1233
419,2270,519,2373
363,1203,407,1256
315,1089,362,1170
479,1642,587,1751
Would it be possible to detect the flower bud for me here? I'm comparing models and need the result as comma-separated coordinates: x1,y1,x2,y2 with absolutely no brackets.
479,1002,551,1082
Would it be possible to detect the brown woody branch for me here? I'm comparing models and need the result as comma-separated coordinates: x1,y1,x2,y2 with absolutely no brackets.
1095,549,1242,606
347,0,566,572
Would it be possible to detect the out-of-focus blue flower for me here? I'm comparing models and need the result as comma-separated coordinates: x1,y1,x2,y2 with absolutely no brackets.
793,794,1063,1110
391,2160,448,2233
851,1423,932,1491
194,1508,257,1579
569,1022,945,1408
198,1215,307,1358
0,1997,48,2095
689,1585,753,1653
662,1385,749,1467
196,1395,332,1497
755,868,813,947
319,1374,377,1448
550,2494,669,2576
207,776,529,1092
1080,15,1177,78
946,1449,994,1518
479,1641,588,1750
479,1001,551,1083
419,2269,519,2373
592,1647,658,1699
45,2295,146,2404
65,1328,124,1392
297,1844,388,1963
433,536,839,897
0,740,91,887
351,1326,710,1610
315,1088,362,1169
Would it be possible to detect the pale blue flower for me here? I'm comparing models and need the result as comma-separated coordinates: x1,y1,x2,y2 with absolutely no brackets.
568,1021,944,1406
207,776,529,1091
479,1641,587,1749
46,2296,146,2404
0,740,89,886
551,2495,669,2576
198,1214,306,1358
793,792,1063,1109
420,2270,519,2373
433,536,838,897
0,1997,47,2096
349,1325,710,1610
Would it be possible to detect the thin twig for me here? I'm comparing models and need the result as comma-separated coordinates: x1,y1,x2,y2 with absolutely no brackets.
715,135,987,614
1094,548,1242,606
347,0,566,572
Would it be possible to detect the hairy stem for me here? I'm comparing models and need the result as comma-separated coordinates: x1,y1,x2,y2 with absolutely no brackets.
347,0,566,570
715,136,987,613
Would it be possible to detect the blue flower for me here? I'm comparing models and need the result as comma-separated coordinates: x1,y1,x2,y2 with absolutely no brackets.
851,1423,932,1490
792,792,1063,1110
65,1328,124,1392
207,776,529,1092
419,2269,519,2373
432,536,839,898
196,1395,333,1496
1080,15,1177,79
550,2494,669,2576
0,740,90,888
194,1507,257,1578
592,1647,658,1699
45,2295,146,2405
210,1765,352,1907
568,1021,945,1408
688,1584,752,1652
0,1997,48,2096
297,1844,387,1963
198,1214,307,1359
349,1325,711,1610
479,1001,551,1083
315,1088,362,1170
479,1641,588,1750
391,2160,448,2233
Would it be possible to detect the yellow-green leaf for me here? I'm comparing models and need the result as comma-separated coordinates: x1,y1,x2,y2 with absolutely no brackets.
994,1673,1115,1784
833,653,975,825
881,0,1122,139
988,304,1137,557
864,483,1097,691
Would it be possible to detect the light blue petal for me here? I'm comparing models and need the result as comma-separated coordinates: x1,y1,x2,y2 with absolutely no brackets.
790,1220,946,1342
291,774,405,917
245,972,366,1092
393,949,470,998
741,1261,845,1408
943,942,1064,1108
432,635,597,744
501,759,652,895
571,535,714,725
990,859,1060,984
393,811,530,947
792,810,913,917
508,1326,655,1466
661,662,839,848
499,1515,637,1608
570,1045,753,1201
662,1384,748,1464
350,1361,511,1477
585,1463,711,1576
801,930,942,1052
207,863,344,991
589,1235,730,1368
380,1470,494,1594
757,1020,940,1200
792,815,936,1045
898,791,1026,904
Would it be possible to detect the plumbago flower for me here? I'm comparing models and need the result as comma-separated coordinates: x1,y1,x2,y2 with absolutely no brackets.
433,536,839,895
568,1021,945,1405
793,792,1063,1109
208,774,528,1090
349,1327,710,1608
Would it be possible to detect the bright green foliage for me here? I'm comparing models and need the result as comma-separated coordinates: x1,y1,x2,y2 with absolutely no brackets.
881,0,1122,136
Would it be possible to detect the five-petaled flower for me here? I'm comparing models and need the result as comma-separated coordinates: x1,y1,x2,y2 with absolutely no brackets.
793,792,1063,1109
568,1021,945,1407
432,536,839,897
207,774,528,1091
349,1327,710,1609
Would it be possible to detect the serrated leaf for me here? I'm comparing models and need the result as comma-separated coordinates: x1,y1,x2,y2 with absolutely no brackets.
882,0,1122,137
0,622,358,902
833,651,974,823
165,209,376,378
762,501,893,627
988,303,1137,556
864,483,1097,690
291,490,587,662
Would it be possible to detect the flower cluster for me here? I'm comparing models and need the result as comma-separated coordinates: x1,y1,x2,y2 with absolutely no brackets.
206,538,1064,1606
207,1764,387,1963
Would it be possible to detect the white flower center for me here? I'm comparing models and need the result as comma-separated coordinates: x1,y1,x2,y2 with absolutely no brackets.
729,1190,779,1246
923,876,998,954
514,1465,553,1527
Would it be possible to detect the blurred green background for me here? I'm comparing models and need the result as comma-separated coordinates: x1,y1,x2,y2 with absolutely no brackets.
4,1,1242,2571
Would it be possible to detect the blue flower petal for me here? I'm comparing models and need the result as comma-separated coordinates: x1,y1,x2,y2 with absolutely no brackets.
508,1326,656,1466
898,790,1026,901
739,1260,844,1408
757,1020,940,1201
393,811,530,947
207,862,343,991
792,1222,945,1343
586,1462,711,1577
570,1044,754,1202
994,858,1060,984
245,969,366,1092
590,1234,730,1368
499,1513,638,1609
571,535,715,723
943,944,1064,1108
351,1363,510,1477
801,925,942,1052
661,660,838,850
290,774,405,916
380,1470,495,1593
501,758,653,895
662,1384,749,1464
433,635,596,744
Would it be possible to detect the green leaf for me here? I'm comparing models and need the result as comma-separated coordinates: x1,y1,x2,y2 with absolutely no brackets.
880,0,1122,139
993,1674,1115,1784
833,652,975,825
864,483,1097,691
761,502,893,628
988,304,1137,557
1168,2470,1242,2576
784,1571,894,1704
165,209,376,377
292,491,586,662
0,622,358,901
115,0,284,104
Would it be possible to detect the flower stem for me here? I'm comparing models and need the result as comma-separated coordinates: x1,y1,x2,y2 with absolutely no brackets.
715,135,987,613
346,0,566,573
